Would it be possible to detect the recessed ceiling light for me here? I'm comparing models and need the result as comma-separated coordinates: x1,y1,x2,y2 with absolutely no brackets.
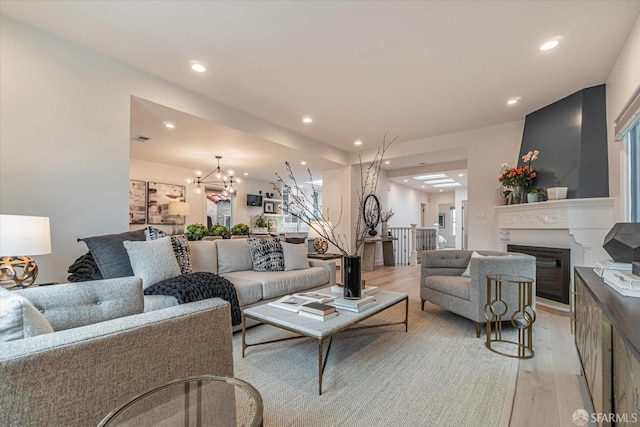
354,140,362,145
191,63,206,72
403,179,408,182
425,178,455,185
458,173,464,177
433,183,462,188
244,172,249,176
301,161,307,165
421,185,426,189
507,99,518,105
164,122,175,129
539,40,559,51
439,189,443,192
414,174,448,181
385,160,390,165
302,116,313,123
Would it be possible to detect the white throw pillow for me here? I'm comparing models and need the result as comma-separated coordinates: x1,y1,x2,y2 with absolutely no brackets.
461,251,484,277
123,237,181,289
281,242,310,271
0,288,54,342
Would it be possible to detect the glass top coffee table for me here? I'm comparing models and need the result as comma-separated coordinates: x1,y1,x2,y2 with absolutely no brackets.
98,375,263,427
242,287,408,395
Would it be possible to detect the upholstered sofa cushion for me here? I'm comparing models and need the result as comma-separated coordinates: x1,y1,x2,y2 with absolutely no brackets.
189,240,218,274
216,239,253,274
281,242,310,271
425,275,472,300
0,288,54,342
225,277,263,306
124,237,181,289
15,277,145,331
79,229,146,279
462,251,483,277
146,226,193,275
143,295,180,312
223,266,329,299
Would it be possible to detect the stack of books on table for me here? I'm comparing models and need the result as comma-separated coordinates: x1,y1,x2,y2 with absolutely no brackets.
331,295,378,313
604,270,640,298
298,302,339,321
267,292,335,313
594,259,632,278
330,285,379,296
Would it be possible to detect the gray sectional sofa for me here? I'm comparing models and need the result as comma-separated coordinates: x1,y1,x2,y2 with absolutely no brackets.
0,277,234,426
143,238,336,315
188,239,335,329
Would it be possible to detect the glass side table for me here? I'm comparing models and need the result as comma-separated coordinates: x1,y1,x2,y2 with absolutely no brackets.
98,375,263,427
484,274,536,359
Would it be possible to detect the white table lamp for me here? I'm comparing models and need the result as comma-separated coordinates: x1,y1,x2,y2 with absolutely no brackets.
0,214,52,289
168,201,190,234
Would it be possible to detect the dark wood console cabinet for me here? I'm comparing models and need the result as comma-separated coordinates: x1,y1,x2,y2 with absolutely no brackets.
573,267,640,426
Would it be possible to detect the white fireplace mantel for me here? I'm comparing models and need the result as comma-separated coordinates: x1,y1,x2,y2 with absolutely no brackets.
495,197,615,268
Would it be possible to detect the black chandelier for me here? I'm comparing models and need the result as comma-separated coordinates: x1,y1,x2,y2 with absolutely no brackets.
188,156,239,196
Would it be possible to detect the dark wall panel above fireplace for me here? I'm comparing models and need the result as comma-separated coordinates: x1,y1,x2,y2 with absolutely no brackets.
519,84,608,199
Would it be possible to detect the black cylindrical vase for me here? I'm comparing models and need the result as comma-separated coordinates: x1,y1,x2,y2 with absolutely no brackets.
343,255,362,300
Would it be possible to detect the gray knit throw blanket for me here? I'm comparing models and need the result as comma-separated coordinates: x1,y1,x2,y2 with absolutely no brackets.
144,272,242,326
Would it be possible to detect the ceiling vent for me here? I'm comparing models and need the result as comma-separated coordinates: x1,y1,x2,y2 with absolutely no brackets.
131,135,151,142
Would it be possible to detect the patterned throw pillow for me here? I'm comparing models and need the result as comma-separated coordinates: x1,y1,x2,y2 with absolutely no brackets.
247,237,285,272
145,226,193,275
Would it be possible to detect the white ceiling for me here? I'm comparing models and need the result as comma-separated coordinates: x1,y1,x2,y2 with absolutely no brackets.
2,1,639,192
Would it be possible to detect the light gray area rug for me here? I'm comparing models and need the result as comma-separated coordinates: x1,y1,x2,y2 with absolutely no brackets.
233,300,518,427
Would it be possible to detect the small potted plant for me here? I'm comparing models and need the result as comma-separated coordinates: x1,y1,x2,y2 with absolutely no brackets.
210,225,231,239
231,223,250,237
254,215,269,233
185,223,209,241
527,187,546,203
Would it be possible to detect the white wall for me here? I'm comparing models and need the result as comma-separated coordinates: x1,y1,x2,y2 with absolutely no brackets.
454,187,468,248
427,192,455,227
606,14,640,221
385,182,429,228
0,17,338,282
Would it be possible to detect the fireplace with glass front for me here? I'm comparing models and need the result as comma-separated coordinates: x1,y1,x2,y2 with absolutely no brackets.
507,245,571,304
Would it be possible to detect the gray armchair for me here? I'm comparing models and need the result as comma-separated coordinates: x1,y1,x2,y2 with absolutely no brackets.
420,250,536,337
0,277,234,427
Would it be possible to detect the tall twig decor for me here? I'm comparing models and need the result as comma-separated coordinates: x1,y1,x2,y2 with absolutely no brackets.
273,134,397,256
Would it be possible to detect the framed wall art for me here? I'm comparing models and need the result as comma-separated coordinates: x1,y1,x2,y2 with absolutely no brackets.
438,213,445,228
129,180,147,224
147,182,186,225
264,201,275,214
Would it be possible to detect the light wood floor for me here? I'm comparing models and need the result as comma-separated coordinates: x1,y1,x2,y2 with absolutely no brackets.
361,265,595,427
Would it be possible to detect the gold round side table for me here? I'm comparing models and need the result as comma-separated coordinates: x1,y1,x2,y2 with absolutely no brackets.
484,274,536,359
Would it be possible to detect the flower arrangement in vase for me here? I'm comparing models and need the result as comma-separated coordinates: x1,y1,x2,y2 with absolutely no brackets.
498,150,539,204
380,208,394,236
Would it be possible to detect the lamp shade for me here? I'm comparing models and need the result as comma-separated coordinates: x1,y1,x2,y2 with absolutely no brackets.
168,202,190,217
308,220,332,238
0,215,52,256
